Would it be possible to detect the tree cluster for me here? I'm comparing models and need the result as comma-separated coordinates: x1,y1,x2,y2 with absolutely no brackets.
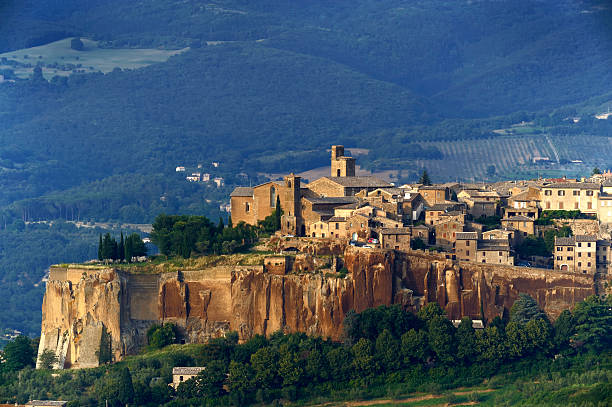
150,214,258,258
97,232,146,262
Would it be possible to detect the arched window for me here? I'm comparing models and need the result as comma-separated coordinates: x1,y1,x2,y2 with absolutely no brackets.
270,186,276,207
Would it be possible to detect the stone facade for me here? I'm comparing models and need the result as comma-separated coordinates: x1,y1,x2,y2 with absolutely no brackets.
541,182,600,213
554,235,597,274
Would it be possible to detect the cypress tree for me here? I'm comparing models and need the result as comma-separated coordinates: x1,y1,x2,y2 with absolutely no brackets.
274,195,282,231
228,214,233,228
118,232,125,262
125,235,133,263
419,170,432,186
98,234,103,261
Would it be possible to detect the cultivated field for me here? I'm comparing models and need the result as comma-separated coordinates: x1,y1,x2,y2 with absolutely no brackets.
407,135,612,182
0,38,187,79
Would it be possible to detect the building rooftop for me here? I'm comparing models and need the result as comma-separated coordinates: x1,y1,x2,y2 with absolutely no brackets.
173,367,206,375
477,239,511,251
555,235,597,246
456,232,478,240
25,402,68,407
230,187,254,197
502,215,534,222
328,216,347,222
324,176,392,188
381,227,412,234
304,196,358,205
544,182,600,190
419,185,447,190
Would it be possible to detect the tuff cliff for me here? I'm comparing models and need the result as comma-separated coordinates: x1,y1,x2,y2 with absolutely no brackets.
37,246,607,368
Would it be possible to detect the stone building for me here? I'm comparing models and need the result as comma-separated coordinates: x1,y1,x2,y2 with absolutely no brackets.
554,235,597,274
455,232,514,265
501,215,535,237
541,182,600,213
418,185,450,206
381,227,412,251
172,367,206,389
425,203,466,226
434,218,464,249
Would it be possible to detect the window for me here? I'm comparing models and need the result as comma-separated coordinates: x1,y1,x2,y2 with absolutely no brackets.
587,202,592,209
546,202,551,209
578,262,582,267
568,247,573,251
499,251,502,256
557,247,562,252
573,190,580,196
245,202,250,213
466,250,470,256
578,243,582,247
587,252,591,257
335,223,339,230
574,202,579,209
567,256,573,260
558,190,565,196
180,376,184,382
578,252,581,257
466,240,470,247
586,190,593,196
588,262,591,267
545,190,552,196
588,242,592,248
559,202,564,209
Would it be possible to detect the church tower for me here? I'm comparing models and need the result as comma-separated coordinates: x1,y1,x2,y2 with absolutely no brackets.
330,145,356,177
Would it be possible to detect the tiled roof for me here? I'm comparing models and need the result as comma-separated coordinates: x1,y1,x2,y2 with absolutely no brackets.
328,216,346,222
230,187,254,197
427,203,459,211
381,227,412,234
456,232,478,240
575,235,598,242
325,176,392,188
555,237,574,246
553,235,596,245
419,185,447,190
502,215,534,222
477,239,511,251
544,182,600,190
173,367,205,375
25,402,68,407
304,196,358,204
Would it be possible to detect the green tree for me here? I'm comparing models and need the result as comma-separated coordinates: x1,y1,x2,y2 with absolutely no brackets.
250,347,278,389
278,344,303,387
38,348,58,369
552,309,574,351
572,295,612,352
98,234,103,261
3,335,35,371
116,366,135,405
417,302,445,324
146,323,178,349
401,329,430,364
118,232,125,262
228,361,255,403
375,329,400,371
325,346,352,381
419,170,432,186
177,360,227,398
592,167,602,175
510,293,548,324
427,315,456,364
352,338,377,377
456,317,477,364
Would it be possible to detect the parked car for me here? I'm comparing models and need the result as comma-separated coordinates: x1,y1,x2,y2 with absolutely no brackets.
367,238,379,244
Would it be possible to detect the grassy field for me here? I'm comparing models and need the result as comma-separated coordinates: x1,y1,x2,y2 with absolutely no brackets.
0,37,187,79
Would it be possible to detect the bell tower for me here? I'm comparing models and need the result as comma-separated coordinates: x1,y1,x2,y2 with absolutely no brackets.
331,145,356,177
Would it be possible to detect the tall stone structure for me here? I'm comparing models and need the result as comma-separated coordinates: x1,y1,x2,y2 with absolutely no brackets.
331,145,356,177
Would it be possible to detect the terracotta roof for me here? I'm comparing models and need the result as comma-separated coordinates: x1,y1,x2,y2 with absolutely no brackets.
230,187,254,197
544,182,600,190
325,176,392,188
575,235,597,242
555,237,574,246
25,402,68,407
419,185,447,190
173,367,205,375
427,203,460,211
328,216,346,222
456,232,478,240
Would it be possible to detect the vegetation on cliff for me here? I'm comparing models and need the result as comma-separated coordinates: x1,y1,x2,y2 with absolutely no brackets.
0,295,610,405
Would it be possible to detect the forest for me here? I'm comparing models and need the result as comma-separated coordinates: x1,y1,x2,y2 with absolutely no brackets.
0,295,609,406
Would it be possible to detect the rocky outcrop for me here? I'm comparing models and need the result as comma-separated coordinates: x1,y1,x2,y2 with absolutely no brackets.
37,246,607,368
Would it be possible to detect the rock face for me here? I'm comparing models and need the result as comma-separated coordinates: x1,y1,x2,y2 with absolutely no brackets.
38,247,607,368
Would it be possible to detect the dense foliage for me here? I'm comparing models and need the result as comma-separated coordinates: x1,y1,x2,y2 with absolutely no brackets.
0,295,609,406
150,214,259,258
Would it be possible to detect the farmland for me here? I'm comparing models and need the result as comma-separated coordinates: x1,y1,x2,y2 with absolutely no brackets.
0,37,187,79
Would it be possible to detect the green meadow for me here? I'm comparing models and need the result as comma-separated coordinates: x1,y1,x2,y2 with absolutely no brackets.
0,37,187,79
